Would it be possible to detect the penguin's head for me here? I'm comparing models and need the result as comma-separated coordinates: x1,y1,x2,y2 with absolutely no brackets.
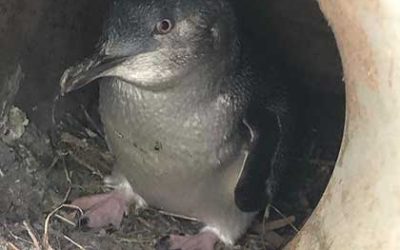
61,0,238,94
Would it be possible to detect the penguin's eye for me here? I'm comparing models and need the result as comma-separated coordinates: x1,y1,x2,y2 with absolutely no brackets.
155,19,174,34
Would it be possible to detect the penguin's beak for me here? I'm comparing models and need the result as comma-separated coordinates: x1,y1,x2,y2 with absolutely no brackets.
60,55,128,95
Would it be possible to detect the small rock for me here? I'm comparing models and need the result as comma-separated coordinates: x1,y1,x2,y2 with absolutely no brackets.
1,106,29,144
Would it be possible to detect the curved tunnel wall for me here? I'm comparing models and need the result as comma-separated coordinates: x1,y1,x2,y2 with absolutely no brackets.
288,0,400,249
1,0,399,249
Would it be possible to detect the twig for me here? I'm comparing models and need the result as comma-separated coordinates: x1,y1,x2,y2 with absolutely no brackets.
3,223,33,246
22,221,40,250
80,104,104,138
50,94,62,149
43,204,84,250
261,205,270,250
157,209,198,222
60,132,113,174
270,204,299,232
67,150,104,178
46,156,60,174
63,234,86,250
255,216,296,233
61,159,72,204
137,217,153,229
54,214,76,227
61,186,72,206
51,95,60,128
63,159,72,184
264,216,296,232
60,132,89,149
4,241,20,250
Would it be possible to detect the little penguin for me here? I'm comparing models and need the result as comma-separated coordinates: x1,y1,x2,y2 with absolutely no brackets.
60,0,292,249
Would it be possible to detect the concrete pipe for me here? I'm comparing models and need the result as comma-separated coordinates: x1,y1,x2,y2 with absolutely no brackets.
287,0,400,249
1,0,399,249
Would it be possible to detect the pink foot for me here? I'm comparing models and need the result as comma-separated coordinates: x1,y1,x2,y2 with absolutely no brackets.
71,191,129,229
156,231,219,250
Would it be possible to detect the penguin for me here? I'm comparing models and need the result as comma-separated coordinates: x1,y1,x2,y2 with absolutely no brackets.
60,0,292,249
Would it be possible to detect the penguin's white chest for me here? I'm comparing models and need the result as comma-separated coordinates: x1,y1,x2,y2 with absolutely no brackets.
99,79,248,219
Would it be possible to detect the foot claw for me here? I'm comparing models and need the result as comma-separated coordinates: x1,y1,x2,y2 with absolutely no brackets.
71,191,129,229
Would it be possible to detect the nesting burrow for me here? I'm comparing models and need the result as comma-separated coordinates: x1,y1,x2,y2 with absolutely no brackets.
0,0,355,249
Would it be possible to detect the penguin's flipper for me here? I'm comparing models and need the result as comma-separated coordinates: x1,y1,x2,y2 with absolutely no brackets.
234,108,291,212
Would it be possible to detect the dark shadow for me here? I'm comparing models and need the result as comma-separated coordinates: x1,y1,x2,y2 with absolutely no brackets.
233,0,345,232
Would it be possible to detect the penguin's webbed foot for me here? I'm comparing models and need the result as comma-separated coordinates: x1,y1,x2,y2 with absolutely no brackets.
155,231,219,250
71,190,129,229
